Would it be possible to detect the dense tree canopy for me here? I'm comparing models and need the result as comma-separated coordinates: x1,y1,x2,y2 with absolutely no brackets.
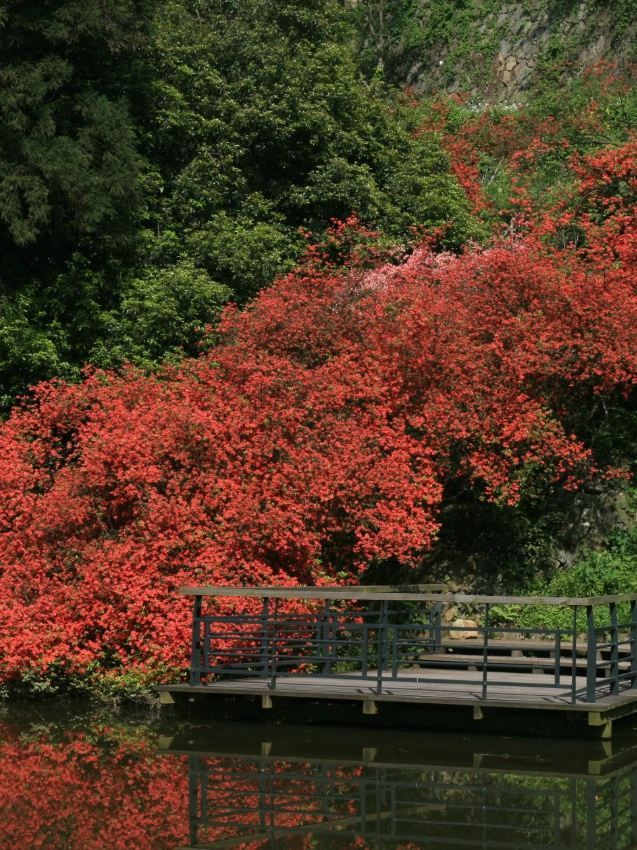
0,0,150,405
0,0,475,408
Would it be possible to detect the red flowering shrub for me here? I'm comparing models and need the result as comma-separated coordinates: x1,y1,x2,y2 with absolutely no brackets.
0,174,635,689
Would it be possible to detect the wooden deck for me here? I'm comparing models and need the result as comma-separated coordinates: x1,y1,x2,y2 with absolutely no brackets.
159,666,637,739
162,585,637,738
160,666,624,707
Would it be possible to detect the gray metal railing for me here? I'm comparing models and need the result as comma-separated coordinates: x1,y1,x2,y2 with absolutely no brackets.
183,587,637,704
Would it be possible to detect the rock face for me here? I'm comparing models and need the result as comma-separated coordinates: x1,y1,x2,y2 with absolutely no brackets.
450,618,480,640
557,486,636,568
392,0,636,103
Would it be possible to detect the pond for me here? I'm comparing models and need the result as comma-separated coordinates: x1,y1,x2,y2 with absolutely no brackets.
2,701,637,849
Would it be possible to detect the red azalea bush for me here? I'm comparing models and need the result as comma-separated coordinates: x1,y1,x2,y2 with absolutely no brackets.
0,146,636,689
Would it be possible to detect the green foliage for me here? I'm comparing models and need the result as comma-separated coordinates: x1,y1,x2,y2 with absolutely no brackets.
512,497,637,631
187,211,300,303
0,0,476,410
0,1,146,246
144,0,476,256
0,0,150,406
94,262,230,367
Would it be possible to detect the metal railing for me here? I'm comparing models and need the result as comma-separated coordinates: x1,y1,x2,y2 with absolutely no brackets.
183,587,637,704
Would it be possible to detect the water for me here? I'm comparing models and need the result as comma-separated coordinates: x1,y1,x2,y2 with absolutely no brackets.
2,702,637,849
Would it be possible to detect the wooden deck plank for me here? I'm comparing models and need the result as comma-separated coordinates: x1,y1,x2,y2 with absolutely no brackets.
158,668,637,715
415,652,629,671
438,639,631,657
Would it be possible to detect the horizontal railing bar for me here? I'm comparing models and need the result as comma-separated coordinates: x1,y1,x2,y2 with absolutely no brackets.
185,583,448,597
202,774,575,801
182,586,637,605
593,671,635,685
203,635,370,645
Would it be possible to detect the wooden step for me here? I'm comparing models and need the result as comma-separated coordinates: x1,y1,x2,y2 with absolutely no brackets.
438,639,632,660
439,639,587,655
416,653,630,675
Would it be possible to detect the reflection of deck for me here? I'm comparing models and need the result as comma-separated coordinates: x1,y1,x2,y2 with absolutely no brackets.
158,718,637,779
176,803,445,850
158,727,637,850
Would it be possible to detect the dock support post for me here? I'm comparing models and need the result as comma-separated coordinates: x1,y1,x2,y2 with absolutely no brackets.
261,694,273,710
363,699,378,715
588,712,613,740
473,705,484,721
159,690,175,705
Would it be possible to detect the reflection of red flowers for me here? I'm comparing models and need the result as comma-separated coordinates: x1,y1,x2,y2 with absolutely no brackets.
0,724,189,850
0,725,426,850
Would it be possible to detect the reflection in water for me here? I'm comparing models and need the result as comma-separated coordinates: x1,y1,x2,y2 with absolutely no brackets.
181,750,637,849
2,706,637,850
0,712,189,850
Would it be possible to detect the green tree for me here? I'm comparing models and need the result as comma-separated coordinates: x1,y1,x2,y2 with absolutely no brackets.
141,0,475,298
0,0,475,409
0,0,151,403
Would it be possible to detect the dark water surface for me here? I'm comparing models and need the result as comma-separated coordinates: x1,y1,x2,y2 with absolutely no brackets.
2,702,637,850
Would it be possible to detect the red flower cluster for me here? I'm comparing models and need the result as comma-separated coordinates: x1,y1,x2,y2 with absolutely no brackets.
0,148,635,686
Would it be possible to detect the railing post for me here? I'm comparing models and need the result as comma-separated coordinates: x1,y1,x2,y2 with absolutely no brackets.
321,600,332,676
391,623,398,679
586,605,597,703
433,602,443,652
554,627,561,688
609,602,620,696
571,606,578,704
631,600,637,689
190,594,203,685
260,596,270,678
481,603,490,701
377,600,388,695
362,620,369,679
269,597,279,690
